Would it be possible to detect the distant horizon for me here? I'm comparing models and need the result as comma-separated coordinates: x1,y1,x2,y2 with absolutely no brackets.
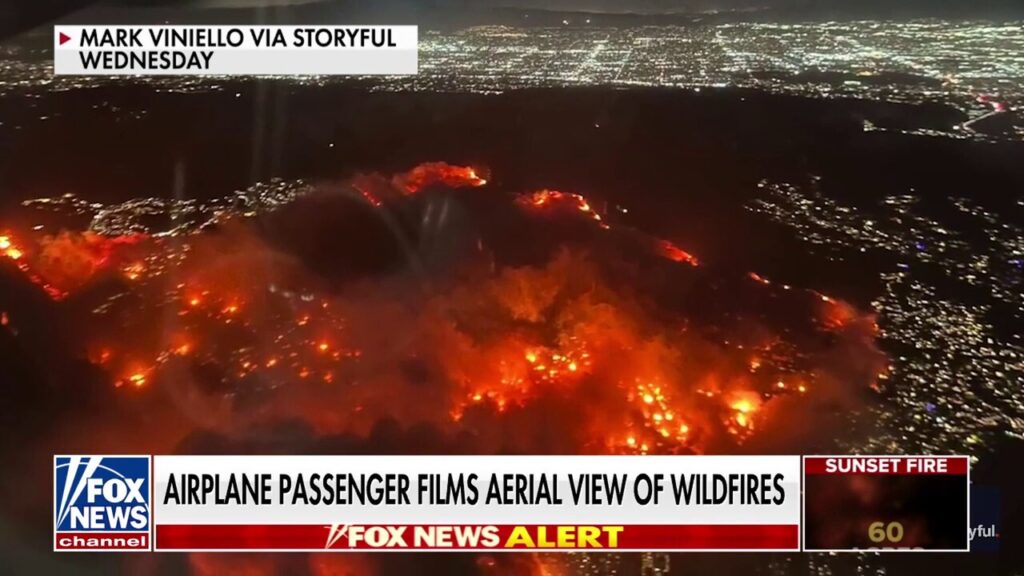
5,0,1024,44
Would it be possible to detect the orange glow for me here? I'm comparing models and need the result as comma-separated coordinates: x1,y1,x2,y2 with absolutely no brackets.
516,190,609,228
0,230,148,300
392,162,488,194
123,261,145,281
656,239,699,266
820,297,857,330
6,163,878,464
748,271,771,285
728,391,762,432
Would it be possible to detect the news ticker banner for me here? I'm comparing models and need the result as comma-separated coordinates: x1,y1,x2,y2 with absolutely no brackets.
54,455,973,553
53,26,417,76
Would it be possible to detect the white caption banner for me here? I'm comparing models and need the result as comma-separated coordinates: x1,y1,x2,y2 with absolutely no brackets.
54,25,418,76
154,455,801,525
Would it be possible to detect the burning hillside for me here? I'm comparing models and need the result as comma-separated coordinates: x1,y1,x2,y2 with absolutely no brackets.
0,162,885,574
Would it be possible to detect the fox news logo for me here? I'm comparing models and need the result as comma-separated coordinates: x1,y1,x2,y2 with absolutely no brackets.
54,455,151,551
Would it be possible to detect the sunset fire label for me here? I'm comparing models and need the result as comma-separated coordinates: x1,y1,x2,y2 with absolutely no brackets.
802,455,970,552
152,455,801,551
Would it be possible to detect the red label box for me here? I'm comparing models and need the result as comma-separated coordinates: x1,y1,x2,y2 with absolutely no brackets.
804,456,969,475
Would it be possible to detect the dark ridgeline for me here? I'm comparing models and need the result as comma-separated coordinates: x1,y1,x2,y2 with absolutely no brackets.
0,81,1020,301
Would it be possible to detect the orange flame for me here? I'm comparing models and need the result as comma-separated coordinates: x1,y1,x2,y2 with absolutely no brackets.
656,239,699,266
392,162,487,194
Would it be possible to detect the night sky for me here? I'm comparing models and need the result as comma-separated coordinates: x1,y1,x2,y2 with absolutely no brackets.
3,0,1023,46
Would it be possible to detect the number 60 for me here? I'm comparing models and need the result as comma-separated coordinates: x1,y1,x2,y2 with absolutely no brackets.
868,521,904,543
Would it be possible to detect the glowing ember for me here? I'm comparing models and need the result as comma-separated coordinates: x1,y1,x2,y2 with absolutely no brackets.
123,261,146,281
392,162,488,194
748,271,771,285
517,190,608,228
727,391,762,433
820,297,857,330
656,239,699,266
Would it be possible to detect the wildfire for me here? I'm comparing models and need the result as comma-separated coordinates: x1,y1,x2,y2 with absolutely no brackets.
0,161,894,576
392,161,488,194
748,271,771,285
820,296,857,330
0,230,148,299
1,162,884,464
517,190,608,228
0,234,21,261
727,391,762,433
624,380,692,453
656,239,699,266
117,366,152,388
0,232,66,299
122,261,146,281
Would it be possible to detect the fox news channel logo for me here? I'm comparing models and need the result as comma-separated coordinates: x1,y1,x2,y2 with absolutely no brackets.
54,455,151,551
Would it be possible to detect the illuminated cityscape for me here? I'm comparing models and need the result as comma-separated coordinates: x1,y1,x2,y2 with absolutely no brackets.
2,20,1022,139
749,178,1024,455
